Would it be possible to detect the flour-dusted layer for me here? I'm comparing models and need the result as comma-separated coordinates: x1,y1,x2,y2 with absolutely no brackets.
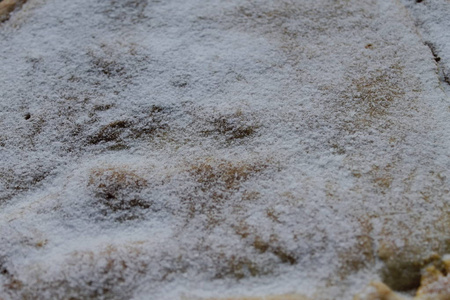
400,0,450,94
0,0,449,299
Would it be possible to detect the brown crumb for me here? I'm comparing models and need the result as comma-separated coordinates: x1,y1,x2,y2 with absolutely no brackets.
0,0,27,22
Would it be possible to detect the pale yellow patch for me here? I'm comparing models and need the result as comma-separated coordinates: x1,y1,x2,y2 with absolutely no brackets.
354,281,405,300
415,265,450,300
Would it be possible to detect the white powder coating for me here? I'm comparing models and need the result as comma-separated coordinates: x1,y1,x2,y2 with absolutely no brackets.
401,0,450,95
0,0,449,299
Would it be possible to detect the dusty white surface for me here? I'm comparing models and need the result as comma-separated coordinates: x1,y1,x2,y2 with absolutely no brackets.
0,0,449,299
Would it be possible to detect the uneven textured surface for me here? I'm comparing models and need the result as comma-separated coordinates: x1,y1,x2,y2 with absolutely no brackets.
0,0,27,22
0,0,449,299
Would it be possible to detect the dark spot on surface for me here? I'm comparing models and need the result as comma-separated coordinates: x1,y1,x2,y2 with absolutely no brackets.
171,75,191,88
88,120,132,145
93,104,113,111
130,107,171,139
24,113,31,120
107,144,129,151
31,172,48,185
172,81,188,88
252,236,297,265
0,259,23,291
331,143,346,155
272,248,297,265
378,246,445,292
425,42,440,63
87,107,171,146
253,237,270,253
93,57,126,78
189,160,265,192
215,257,262,280
0,264,8,275
88,168,150,221
381,260,422,291
424,42,449,86
203,113,258,142
149,105,165,114
444,74,450,85
416,0,423,3
365,43,373,49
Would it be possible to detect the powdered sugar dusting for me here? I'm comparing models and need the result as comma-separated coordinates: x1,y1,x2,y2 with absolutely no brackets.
1,0,449,299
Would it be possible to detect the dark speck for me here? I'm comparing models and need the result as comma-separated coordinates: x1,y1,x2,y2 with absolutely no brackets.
24,113,31,120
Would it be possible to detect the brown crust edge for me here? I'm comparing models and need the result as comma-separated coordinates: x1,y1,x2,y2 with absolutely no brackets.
0,0,27,22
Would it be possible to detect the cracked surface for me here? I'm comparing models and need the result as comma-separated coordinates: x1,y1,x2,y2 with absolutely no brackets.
400,0,450,95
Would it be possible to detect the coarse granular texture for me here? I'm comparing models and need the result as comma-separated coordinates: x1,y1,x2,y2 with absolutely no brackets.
0,0,449,299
